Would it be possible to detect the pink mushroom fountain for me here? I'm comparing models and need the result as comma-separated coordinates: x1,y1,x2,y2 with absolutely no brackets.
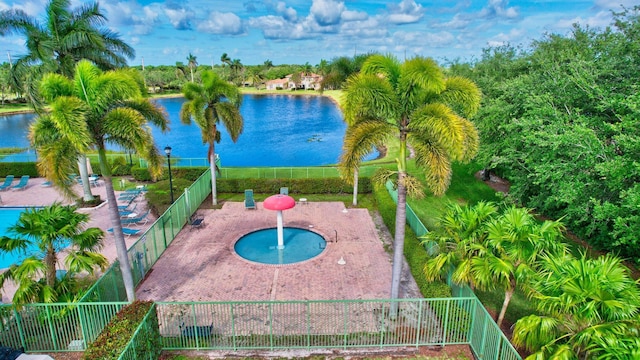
262,194,296,249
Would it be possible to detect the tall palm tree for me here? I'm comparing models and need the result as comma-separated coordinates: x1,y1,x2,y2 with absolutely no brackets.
0,0,134,104
0,203,107,306
30,60,168,301
180,70,243,206
513,253,640,359
0,0,135,202
339,54,481,305
187,53,198,82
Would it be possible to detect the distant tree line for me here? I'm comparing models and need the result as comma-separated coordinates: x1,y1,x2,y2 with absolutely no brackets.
449,6,640,262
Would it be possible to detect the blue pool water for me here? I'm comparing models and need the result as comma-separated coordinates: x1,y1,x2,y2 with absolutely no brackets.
234,227,326,265
0,95,377,166
0,208,69,269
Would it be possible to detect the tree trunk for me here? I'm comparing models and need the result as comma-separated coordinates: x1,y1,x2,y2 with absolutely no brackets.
98,148,136,302
44,246,57,288
210,142,217,206
78,155,94,201
497,287,514,328
352,169,358,206
390,171,408,314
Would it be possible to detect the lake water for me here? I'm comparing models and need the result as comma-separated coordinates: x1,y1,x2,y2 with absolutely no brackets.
0,95,371,167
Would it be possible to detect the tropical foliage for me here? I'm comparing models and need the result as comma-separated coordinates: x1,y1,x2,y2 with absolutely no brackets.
455,6,640,263
423,202,566,327
0,203,107,306
180,70,243,206
30,60,168,301
339,54,481,302
513,253,640,359
0,0,134,107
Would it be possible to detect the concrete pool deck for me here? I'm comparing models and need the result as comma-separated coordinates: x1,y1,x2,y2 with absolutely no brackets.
1,177,421,303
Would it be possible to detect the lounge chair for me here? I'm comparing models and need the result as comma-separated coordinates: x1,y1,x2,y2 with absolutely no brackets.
119,203,139,217
244,189,256,209
0,176,14,191
117,197,136,210
280,187,288,195
11,176,30,191
41,180,53,187
107,227,141,237
121,210,151,226
189,213,205,231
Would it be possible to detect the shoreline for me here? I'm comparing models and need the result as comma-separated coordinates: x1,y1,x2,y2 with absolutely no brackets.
0,89,342,116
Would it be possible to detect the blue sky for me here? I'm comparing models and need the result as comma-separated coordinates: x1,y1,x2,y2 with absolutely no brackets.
0,0,634,66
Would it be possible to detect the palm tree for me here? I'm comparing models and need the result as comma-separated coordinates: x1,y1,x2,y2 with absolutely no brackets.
0,0,135,202
230,58,244,85
0,0,134,104
339,54,481,305
31,60,168,301
0,203,107,306
424,205,566,327
513,253,640,359
187,53,198,82
180,70,243,206
220,53,231,80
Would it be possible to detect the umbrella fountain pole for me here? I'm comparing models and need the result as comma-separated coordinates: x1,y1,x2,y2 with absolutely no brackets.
276,210,285,249
263,194,296,250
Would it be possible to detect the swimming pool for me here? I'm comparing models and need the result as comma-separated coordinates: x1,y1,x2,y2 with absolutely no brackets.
0,207,69,269
234,227,327,265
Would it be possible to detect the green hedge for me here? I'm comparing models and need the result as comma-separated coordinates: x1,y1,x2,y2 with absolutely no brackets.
83,301,160,360
217,177,372,194
131,166,206,182
0,162,39,177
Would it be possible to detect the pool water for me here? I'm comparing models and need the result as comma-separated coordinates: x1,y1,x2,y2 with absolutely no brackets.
234,227,326,265
0,208,69,269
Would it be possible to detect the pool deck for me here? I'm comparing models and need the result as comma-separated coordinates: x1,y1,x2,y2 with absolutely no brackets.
137,201,394,302
1,177,421,303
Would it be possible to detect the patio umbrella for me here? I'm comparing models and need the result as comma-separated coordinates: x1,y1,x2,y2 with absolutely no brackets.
263,194,296,249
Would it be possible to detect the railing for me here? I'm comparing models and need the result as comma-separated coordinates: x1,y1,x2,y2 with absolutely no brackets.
80,168,213,303
0,302,127,352
118,304,161,360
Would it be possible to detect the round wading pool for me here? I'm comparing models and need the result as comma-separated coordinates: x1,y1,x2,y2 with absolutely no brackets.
234,227,326,265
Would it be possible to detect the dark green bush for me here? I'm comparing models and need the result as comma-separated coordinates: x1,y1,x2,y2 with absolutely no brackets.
217,177,372,194
83,300,160,360
145,178,194,215
0,162,39,177
131,166,207,182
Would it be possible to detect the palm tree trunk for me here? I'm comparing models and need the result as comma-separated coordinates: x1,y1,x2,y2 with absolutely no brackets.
98,148,136,301
45,247,57,288
352,169,359,206
210,143,217,206
390,173,407,308
497,287,514,328
78,155,95,201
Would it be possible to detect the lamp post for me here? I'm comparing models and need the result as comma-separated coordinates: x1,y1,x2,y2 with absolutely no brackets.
164,146,174,204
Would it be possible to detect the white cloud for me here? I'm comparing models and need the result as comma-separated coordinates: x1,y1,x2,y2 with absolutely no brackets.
556,10,612,29
594,0,637,10
102,2,162,35
275,1,297,21
164,3,195,30
197,11,245,35
387,0,424,24
249,15,317,40
486,27,526,47
433,13,471,30
478,0,519,20
310,0,345,26
342,10,368,22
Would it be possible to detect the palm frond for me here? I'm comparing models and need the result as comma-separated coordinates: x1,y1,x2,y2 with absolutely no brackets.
401,174,425,199
360,53,401,85
338,119,394,181
65,251,108,274
341,73,399,125
440,76,482,118
371,168,397,188
513,314,563,352
410,138,451,196
215,102,244,142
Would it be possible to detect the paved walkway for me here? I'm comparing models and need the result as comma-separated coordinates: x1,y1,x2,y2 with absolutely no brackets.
137,201,394,302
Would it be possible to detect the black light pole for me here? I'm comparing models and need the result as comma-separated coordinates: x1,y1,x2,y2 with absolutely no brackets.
164,146,174,204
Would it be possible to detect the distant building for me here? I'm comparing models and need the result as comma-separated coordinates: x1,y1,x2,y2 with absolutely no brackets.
265,73,324,91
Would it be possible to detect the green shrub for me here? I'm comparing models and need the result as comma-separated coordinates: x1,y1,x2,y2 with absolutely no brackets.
108,156,133,176
217,177,372,194
145,178,194,215
131,166,207,182
0,162,39,177
83,300,160,360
